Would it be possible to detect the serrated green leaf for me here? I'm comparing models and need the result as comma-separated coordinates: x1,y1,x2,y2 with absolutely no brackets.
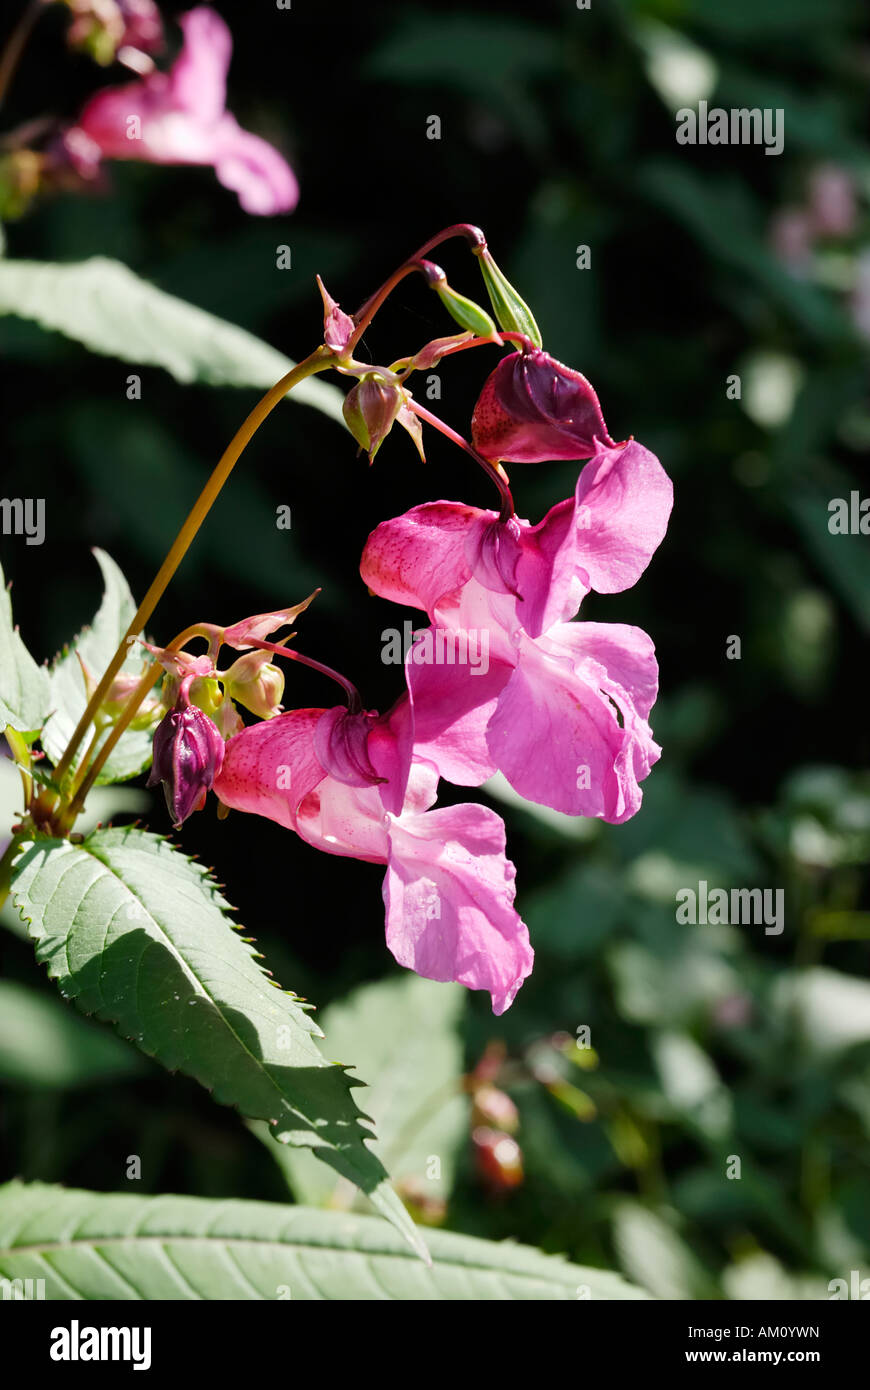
0,257,342,420
0,559,49,735
40,548,154,785
0,1182,648,1300
267,974,469,1209
10,826,427,1259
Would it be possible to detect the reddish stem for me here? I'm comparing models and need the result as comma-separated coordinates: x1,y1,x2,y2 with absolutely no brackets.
407,400,515,521
249,639,362,713
348,224,487,352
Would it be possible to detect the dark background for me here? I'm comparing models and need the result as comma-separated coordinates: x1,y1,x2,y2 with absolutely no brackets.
1,0,869,1296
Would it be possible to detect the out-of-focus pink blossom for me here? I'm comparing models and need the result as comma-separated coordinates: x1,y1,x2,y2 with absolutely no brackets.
214,705,533,1013
66,0,164,65
64,7,299,215
807,164,857,239
852,249,870,343
769,207,814,276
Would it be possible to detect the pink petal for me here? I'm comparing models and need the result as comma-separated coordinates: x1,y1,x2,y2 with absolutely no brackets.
486,623,659,822
384,803,534,1014
361,502,481,614
213,708,326,830
169,7,231,124
515,441,673,634
213,117,299,215
404,636,509,786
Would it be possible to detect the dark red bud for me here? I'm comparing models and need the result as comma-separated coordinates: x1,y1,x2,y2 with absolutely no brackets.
147,702,225,828
471,348,615,463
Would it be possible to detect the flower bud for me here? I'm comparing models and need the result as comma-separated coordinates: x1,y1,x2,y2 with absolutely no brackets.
471,1084,519,1133
65,0,164,66
93,665,161,730
473,1127,523,1191
475,247,542,348
342,375,404,462
425,268,494,341
222,652,284,720
471,348,616,463
147,702,225,828
316,274,355,355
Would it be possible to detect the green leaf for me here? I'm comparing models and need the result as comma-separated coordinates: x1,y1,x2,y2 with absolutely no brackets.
0,981,143,1089
612,1202,716,1301
0,257,343,421
0,1182,648,1300
10,826,427,1259
40,549,154,785
266,974,468,1209
0,559,49,735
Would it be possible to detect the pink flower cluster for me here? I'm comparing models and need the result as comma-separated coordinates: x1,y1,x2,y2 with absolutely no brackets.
150,301,671,1012
64,7,298,215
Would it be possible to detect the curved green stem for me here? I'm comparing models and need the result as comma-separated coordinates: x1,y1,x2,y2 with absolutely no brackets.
51,348,333,795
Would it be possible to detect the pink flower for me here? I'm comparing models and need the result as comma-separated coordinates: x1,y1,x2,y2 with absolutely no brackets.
403,583,661,822
64,7,299,215
360,436,669,820
471,347,617,463
361,440,672,638
213,705,533,1013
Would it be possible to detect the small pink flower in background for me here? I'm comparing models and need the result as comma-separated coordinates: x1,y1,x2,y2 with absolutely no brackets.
214,705,534,1014
66,0,165,66
806,164,857,239
64,7,299,214
852,249,870,343
769,207,814,277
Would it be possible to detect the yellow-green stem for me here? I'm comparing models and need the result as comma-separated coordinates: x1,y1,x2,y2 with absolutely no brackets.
59,662,164,831
51,347,333,796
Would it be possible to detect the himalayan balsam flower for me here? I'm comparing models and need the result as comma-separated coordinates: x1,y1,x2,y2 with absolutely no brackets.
361,435,671,820
214,704,534,1014
64,7,298,214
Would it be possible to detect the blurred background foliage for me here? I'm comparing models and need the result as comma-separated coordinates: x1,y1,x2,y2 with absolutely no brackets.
0,0,869,1298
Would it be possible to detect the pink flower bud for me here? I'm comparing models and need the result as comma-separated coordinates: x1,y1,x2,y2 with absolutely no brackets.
472,1126,523,1191
471,348,615,463
342,375,404,462
147,701,225,828
316,275,355,355
471,1084,519,1133
222,652,284,719
66,0,164,66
